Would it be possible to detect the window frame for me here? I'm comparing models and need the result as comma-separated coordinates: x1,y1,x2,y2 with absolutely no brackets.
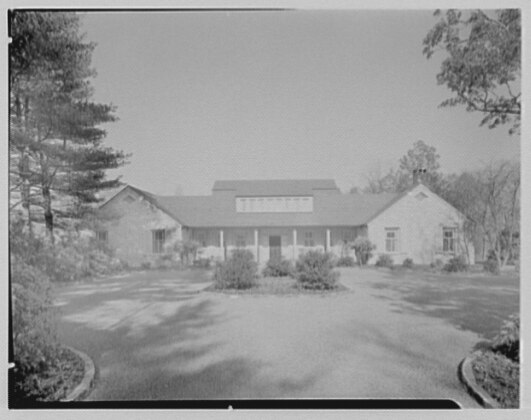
152,229,167,254
443,227,457,253
96,230,108,243
385,228,400,253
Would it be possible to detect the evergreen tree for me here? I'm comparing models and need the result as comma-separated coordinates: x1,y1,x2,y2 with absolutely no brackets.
9,11,127,239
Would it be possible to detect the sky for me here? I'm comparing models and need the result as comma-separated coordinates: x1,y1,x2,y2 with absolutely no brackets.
80,9,520,196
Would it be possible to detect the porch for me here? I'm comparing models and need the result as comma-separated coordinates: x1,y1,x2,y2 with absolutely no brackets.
187,226,365,263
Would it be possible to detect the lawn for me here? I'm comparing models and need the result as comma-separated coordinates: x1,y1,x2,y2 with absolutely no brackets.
53,267,518,405
344,267,520,340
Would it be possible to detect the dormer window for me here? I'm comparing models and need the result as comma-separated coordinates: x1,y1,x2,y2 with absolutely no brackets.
236,196,313,213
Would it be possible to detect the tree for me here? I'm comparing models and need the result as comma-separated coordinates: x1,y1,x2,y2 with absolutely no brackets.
9,11,127,240
358,140,446,194
423,9,521,135
443,161,520,267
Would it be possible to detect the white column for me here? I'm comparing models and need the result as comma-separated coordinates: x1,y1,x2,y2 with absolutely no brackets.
326,229,331,252
219,230,224,260
254,229,259,262
293,228,298,260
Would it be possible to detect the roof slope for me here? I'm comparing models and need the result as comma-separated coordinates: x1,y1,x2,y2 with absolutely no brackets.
212,179,339,196
155,192,399,228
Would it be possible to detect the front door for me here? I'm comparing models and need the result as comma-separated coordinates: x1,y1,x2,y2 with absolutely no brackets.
269,235,281,262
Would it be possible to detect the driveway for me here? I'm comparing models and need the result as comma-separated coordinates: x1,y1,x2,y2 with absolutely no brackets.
54,267,518,405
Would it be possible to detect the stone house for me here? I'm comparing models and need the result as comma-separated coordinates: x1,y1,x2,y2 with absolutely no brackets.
96,179,474,267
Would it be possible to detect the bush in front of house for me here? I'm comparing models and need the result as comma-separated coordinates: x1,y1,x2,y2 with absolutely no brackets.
443,255,468,272
262,258,295,277
193,258,212,269
351,237,375,266
213,249,258,289
294,250,339,290
492,315,519,362
430,258,444,271
336,256,355,267
402,258,414,268
483,251,500,275
375,254,394,268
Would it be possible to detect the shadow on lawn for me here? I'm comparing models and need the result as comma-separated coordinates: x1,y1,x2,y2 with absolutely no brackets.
56,270,317,400
369,270,519,339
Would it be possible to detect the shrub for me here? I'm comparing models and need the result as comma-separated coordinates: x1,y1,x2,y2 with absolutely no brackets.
262,258,295,277
430,258,444,270
483,251,500,275
472,351,519,408
294,251,339,290
443,255,468,272
213,249,257,289
402,258,414,268
193,258,212,269
336,256,355,267
351,237,375,266
492,315,519,362
375,254,393,268
10,221,61,402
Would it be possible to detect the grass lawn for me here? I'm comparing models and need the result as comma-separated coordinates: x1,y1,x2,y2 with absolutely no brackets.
346,267,519,340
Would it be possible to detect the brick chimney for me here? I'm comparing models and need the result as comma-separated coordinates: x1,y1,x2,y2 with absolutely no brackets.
413,168,427,185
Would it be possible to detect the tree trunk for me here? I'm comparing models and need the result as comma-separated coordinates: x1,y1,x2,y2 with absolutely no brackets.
43,185,54,243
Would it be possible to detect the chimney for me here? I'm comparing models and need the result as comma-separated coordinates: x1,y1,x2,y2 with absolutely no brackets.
413,168,426,185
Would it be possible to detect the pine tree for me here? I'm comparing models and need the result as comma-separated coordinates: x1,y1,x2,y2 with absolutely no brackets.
9,11,127,240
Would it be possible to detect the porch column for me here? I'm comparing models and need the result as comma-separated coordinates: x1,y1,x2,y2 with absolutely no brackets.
219,229,224,260
326,229,331,252
293,228,298,260
254,229,259,262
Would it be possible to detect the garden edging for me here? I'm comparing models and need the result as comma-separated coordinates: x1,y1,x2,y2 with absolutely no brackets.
61,346,96,402
458,353,500,409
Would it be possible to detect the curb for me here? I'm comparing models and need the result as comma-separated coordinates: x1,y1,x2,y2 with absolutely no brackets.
61,346,96,402
458,353,500,409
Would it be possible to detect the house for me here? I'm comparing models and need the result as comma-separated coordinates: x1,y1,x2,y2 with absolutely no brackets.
96,179,474,267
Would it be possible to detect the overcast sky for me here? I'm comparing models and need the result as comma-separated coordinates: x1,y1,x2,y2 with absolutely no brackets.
80,10,520,196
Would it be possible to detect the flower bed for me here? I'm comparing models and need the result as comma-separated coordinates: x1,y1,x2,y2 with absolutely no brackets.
12,346,85,404
471,351,519,408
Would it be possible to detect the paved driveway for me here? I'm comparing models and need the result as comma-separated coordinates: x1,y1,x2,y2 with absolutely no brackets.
54,268,518,405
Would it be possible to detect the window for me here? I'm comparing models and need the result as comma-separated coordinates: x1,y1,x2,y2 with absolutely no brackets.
385,228,400,252
96,231,108,243
236,234,246,248
235,196,313,213
124,194,135,204
304,231,314,247
443,228,456,253
152,229,167,254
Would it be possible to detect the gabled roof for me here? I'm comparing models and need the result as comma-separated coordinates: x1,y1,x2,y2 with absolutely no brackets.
154,191,399,228
212,179,340,196
101,181,460,229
